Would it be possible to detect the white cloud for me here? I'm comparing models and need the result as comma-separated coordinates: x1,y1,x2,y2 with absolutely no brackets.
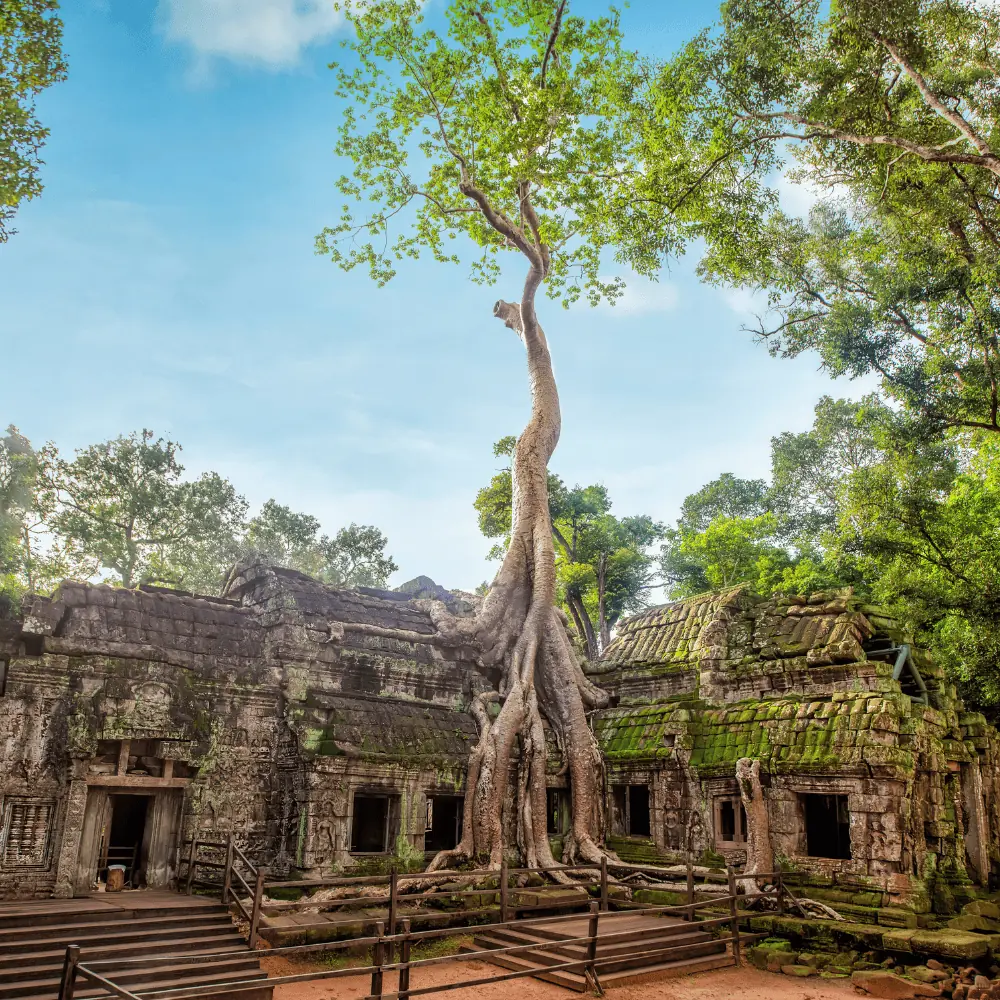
159,0,343,67
597,277,679,315
722,286,768,319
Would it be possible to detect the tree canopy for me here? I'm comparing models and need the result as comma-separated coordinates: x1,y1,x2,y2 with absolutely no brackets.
0,427,400,601
664,0,1000,437
47,430,249,591
0,0,66,242
246,500,398,589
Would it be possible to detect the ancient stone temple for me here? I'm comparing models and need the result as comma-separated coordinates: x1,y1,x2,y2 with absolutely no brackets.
589,586,1000,916
0,569,998,918
0,563,479,898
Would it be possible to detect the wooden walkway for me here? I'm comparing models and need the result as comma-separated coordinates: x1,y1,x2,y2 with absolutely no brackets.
471,910,734,991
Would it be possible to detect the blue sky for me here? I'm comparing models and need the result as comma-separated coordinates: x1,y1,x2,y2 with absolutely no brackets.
0,0,868,592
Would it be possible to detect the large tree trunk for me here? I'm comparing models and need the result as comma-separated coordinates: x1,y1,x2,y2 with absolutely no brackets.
736,757,772,894
428,261,611,872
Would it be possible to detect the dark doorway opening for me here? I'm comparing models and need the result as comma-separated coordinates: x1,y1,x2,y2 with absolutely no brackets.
628,785,651,837
546,789,570,835
425,795,463,852
803,793,852,859
101,795,149,887
351,793,398,854
610,784,652,837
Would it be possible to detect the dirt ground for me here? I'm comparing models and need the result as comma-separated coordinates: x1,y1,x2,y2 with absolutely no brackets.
261,954,858,1000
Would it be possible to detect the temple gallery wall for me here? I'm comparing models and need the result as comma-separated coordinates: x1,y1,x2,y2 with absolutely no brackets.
1,562,998,917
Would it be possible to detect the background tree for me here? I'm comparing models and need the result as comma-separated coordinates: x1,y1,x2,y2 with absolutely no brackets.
475,437,662,659
49,430,248,590
0,426,40,606
661,398,881,599
1,0,66,242
663,0,1000,437
245,500,397,588
834,431,1000,712
317,0,746,870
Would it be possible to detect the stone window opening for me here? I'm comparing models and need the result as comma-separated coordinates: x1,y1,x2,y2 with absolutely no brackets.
546,788,570,836
350,793,400,854
713,796,748,849
424,794,463,852
0,798,54,871
802,793,852,859
611,784,652,838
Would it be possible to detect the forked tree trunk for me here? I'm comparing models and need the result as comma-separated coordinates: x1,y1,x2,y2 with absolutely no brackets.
427,258,611,872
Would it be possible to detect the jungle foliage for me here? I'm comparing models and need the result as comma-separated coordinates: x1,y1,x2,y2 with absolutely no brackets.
0,0,65,242
0,427,398,602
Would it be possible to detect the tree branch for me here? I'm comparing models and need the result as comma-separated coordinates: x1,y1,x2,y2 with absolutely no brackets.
540,0,568,88
877,35,995,160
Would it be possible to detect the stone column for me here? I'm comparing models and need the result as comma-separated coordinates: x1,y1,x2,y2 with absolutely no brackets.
52,775,90,898
963,759,990,885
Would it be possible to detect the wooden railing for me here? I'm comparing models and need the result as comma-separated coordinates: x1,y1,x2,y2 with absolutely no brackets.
178,838,793,953
59,876,787,1000
177,836,268,947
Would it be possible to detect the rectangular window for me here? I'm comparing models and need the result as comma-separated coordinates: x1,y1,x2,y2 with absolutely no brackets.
350,793,399,854
424,795,463,852
803,794,851,860
0,798,54,871
714,797,748,848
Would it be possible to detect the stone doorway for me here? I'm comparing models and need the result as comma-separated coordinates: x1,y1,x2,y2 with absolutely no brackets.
100,795,150,887
75,788,183,894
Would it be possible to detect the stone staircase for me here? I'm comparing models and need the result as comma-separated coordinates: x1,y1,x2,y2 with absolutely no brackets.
469,910,734,991
0,892,270,1000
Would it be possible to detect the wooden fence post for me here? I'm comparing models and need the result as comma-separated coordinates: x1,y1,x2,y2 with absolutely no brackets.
499,857,509,923
599,856,608,912
222,834,234,906
58,944,80,1000
388,867,398,938
686,861,694,921
370,920,385,1000
249,866,267,950
776,872,785,915
185,838,198,894
585,900,603,996
726,866,741,966
397,917,412,1000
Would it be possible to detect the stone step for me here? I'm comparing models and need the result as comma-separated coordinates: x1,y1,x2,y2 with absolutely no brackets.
13,964,271,1000
5,955,263,999
0,902,217,932
0,932,248,980
0,913,234,947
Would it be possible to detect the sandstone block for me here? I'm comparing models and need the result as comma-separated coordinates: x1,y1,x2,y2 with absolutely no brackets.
781,965,817,977
851,971,941,998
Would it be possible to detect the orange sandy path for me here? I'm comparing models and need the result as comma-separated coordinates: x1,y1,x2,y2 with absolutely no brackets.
261,955,858,1000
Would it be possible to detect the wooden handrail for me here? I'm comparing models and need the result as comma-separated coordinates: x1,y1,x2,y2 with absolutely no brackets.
76,966,143,1000
90,888,762,968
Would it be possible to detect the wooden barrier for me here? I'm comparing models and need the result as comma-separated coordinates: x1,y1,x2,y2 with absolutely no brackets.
69,880,783,1000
